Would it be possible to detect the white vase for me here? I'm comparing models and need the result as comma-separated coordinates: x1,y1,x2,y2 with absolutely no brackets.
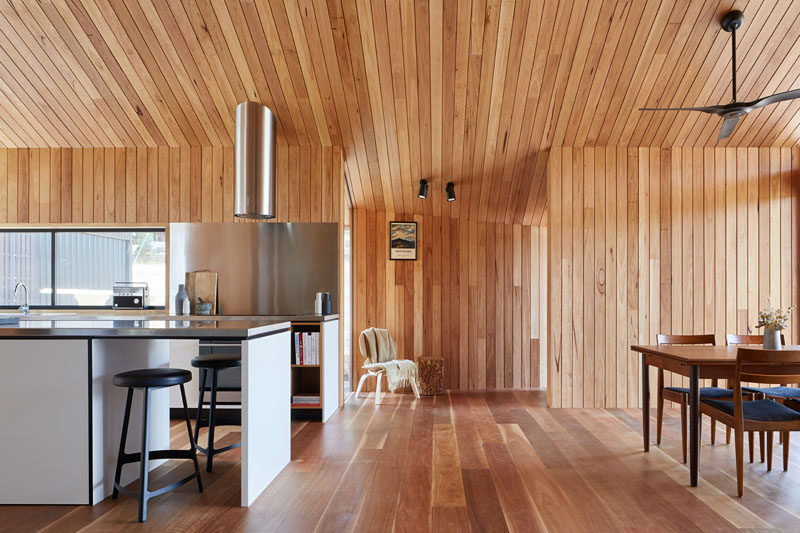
763,327,782,350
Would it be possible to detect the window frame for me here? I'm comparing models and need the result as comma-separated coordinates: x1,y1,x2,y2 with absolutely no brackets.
0,227,167,310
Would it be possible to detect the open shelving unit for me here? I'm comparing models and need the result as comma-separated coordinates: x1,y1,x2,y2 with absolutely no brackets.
289,319,340,422
290,322,323,417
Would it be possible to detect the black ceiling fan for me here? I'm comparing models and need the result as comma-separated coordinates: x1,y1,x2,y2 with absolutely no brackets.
639,10,800,141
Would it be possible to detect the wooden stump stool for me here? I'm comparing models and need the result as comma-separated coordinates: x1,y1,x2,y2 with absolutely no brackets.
417,357,445,396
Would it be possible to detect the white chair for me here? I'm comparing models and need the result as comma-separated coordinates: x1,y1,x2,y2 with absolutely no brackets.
355,328,420,403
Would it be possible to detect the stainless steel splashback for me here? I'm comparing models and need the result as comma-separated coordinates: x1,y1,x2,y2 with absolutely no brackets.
169,223,337,315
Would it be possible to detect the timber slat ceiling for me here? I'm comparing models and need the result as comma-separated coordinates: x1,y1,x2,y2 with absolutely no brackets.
1,1,800,223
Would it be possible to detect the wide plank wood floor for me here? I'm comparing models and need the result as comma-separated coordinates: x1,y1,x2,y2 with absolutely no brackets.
3,390,800,532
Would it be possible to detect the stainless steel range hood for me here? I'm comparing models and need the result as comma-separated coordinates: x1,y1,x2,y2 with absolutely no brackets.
234,101,276,219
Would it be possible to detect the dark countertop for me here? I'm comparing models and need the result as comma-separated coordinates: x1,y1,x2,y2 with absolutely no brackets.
6,312,339,322
0,318,292,340
146,314,339,322
259,314,339,322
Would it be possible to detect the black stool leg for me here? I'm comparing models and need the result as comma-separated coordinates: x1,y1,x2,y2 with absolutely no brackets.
112,388,134,500
180,383,203,493
194,368,206,449
138,387,151,523
206,369,218,472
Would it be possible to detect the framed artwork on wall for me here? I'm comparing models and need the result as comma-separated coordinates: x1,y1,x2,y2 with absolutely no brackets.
389,221,417,260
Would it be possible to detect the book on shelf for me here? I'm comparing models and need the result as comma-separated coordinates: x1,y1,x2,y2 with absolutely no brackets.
293,331,321,365
299,333,304,364
292,394,320,404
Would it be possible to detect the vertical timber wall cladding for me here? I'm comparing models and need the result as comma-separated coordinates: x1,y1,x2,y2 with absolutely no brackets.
353,209,547,391
0,146,343,224
548,146,800,409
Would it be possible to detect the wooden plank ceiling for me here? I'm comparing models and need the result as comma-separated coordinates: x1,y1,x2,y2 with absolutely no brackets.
1,1,800,223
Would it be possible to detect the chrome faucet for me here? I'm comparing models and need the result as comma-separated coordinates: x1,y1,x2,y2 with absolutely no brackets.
14,282,29,315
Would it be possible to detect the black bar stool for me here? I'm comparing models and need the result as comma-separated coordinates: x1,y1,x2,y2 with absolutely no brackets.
192,354,242,472
112,368,203,523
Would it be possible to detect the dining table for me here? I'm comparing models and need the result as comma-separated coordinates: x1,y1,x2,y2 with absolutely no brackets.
631,344,746,487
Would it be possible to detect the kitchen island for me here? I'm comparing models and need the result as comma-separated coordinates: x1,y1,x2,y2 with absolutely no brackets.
0,318,291,507
157,314,341,422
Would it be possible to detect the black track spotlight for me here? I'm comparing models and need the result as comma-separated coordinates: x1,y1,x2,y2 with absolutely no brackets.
445,181,456,202
418,179,429,199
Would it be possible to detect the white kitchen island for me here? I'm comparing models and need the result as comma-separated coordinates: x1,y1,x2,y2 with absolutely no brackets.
0,318,291,507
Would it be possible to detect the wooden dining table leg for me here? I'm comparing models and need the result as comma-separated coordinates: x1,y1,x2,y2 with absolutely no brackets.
641,354,650,452
689,365,700,487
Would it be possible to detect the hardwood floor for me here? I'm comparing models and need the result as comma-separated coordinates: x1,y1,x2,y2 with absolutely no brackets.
3,391,800,532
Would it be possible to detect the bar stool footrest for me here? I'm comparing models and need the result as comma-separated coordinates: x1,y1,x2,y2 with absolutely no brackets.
113,471,199,501
196,441,242,456
117,449,197,465
194,418,242,430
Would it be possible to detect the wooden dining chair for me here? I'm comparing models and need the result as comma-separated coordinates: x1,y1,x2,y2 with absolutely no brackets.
700,348,800,496
725,333,788,436
726,334,785,345
656,334,728,463
726,334,798,401
727,333,797,460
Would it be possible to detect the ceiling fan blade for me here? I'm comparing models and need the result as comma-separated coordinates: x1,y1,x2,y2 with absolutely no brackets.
718,115,740,141
639,105,727,115
746,88,800,109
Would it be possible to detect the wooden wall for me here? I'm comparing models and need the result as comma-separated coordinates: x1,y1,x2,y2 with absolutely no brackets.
353,209,547,391
547,146,800,408
0,146,343,224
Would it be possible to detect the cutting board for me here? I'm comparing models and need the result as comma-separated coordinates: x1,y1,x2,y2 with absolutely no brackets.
185,271,218,314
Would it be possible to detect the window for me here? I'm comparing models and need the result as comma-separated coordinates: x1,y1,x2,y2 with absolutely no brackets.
0,232,52,306
343,224,352,394
0,229,165,309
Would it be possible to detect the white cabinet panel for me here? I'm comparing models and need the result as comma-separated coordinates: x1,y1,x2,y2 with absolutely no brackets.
0,340,89,504
321,320,340,422
241,331,290,506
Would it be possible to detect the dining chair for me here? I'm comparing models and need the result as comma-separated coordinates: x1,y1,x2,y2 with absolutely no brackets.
656,334,753,464
726,334,799,401
700,348,800,496
726,334,791,456
727,333,797,461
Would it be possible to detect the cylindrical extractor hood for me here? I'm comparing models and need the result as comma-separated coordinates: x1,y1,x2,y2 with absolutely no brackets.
235,101,276,219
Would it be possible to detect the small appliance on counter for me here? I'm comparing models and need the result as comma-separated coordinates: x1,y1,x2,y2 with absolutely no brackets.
112,282,150,309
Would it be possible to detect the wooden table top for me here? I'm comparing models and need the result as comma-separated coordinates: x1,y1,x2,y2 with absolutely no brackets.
631,345,800,364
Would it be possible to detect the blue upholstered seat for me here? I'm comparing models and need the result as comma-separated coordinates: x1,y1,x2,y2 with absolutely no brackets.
701,398,800,422
664,386,740,399
742,386,800,399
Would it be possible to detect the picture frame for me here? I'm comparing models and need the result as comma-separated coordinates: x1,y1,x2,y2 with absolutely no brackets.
389,221,417,260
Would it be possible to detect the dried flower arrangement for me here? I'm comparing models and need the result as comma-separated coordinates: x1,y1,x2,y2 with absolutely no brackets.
756,306,795,331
